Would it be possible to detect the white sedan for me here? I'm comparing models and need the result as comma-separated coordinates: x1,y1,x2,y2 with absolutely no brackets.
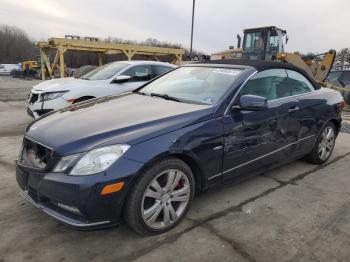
26,61,177,118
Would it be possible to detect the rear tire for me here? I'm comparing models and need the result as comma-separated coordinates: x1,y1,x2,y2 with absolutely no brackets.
124,157,195,236
306,122,336,164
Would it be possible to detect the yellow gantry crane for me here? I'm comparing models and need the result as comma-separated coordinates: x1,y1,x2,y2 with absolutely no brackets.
36,36,184,80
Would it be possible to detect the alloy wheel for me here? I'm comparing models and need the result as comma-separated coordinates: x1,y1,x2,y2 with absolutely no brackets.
318,126,335,160
141,169,191,230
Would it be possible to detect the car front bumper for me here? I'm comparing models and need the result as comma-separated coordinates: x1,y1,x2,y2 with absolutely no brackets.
16,158,143,229
26,97,71,118
19,189,111,228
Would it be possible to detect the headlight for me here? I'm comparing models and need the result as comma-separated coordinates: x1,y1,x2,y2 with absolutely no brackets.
70,144,130,176
53,154,79,172
40,91,68,101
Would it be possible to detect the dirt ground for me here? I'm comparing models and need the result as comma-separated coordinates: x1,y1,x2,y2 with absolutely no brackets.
0,76,42,101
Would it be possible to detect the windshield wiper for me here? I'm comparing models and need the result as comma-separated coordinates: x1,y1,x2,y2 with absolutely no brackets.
150,93,182,102
81,77,90,80
134,90,146,95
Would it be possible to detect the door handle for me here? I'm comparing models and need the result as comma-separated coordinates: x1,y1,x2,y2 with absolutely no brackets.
288,106,300,113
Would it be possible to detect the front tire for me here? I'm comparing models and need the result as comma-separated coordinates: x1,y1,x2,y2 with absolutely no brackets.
124,157,195,235
306,122,336,164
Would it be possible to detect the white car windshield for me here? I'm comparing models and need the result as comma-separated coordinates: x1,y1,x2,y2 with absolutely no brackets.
139,67,243,104
82,63,128,80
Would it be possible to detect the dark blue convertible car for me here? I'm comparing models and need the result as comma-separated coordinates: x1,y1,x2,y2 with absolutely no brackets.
16,60,344,235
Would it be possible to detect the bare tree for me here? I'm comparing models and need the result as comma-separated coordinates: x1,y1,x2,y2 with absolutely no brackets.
0,24,37,63
336,48,349,70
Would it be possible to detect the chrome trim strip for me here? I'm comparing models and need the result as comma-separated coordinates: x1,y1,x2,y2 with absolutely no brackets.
207,134,316,180
298,134,317,142
268,88,323,103
224,70,258,115
19,190,110,227
208,173,222,181
222,135,316,174
222,142,296,174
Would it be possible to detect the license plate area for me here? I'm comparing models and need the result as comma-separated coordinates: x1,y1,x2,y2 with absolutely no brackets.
16,165,28,190
16,165,49,203
27,172,42,191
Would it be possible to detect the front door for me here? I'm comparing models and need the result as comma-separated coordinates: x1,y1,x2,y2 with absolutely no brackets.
223,69,300,180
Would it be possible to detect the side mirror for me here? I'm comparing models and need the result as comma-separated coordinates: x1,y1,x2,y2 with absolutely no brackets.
113,75,131,83
232,94,268,111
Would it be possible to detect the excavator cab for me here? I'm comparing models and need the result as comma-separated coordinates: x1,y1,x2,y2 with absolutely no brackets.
242,26,287,61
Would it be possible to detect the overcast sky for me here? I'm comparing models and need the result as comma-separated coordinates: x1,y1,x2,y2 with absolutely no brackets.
0,0,349,54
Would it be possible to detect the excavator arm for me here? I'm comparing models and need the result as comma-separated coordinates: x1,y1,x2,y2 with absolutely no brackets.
276,49,336,83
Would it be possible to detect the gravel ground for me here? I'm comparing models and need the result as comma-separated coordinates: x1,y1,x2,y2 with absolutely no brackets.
1,100,350,261
341,121,350,133
0,76,42,101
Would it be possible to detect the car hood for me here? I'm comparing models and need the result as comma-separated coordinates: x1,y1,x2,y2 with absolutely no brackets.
32,77,108,92
26,93,213,155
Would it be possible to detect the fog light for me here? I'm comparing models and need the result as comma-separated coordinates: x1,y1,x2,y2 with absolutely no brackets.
57,202,81,215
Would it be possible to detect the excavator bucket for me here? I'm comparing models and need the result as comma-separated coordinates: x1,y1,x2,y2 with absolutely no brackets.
308,50,336,83
276,49,336,83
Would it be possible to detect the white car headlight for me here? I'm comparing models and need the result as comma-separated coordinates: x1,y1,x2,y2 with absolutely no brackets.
70,144,130,176
40,91,68,101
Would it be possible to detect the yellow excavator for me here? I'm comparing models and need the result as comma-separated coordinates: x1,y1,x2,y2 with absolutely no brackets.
231,26,336,83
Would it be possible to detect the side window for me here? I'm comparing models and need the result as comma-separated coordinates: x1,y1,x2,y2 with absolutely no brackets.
154,65,173,77
286,70,315,95
239,69,288,101
0,64,4,70
123,65,152,82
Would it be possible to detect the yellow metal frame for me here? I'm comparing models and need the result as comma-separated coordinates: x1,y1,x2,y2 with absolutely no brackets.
36,38,184,80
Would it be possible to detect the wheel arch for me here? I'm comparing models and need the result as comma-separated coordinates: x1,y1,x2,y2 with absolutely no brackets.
329,118,341,136
318,117,341,137
73,95,96,103
132,150,207,195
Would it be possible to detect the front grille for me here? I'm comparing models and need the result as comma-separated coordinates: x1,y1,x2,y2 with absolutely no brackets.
28,93,39,104
20,138,53,170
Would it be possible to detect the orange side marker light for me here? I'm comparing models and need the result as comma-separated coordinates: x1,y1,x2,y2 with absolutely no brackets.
101,182,125,195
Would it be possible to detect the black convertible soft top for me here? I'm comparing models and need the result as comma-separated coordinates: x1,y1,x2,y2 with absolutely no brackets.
193,59,320,89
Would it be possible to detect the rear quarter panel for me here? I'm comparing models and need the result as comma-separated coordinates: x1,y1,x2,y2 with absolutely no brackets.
298,88,343,136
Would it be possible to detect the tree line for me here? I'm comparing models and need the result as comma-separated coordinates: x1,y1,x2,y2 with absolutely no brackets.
333,48,350,70
0,24,349,70
0,24,202,68
0,25,37,64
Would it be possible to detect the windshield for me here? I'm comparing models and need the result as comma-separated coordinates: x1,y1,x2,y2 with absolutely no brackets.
139,67,243,104
82,62,128,80
244,31,265,51
268,31,283,53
